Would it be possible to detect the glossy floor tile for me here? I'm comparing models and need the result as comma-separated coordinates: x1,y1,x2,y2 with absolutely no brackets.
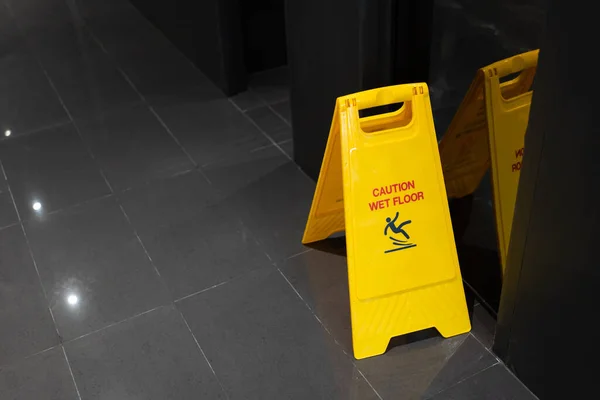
178,268,378,400
0,8,69,137
0,173,8,193
280,250,354,353
0,347,79,400
40,39,142,119
0,225,59,365
152,98,270,167
221,162,314,261
120,50,216,102
429,364,535,400
471,304,496,349
64,306,226,400
120,171,270,299
279,138,294,159
24,196,170,340
5,0,79,30
25,24,101,62
0,1,535,399
203,142,289,198
0,190,18,228
231,90,267,112
0,48,70,138
357,335,497,399
0,123,111,220
75,103,193,190
246,105,292,144
271,100,292,125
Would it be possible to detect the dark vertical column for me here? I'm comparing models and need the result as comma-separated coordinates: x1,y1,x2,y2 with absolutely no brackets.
494,0,600,398
285,0,433,180
130,0,246,95
241,0,287,73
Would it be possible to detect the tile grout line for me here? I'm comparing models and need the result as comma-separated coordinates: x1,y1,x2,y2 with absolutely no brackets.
5,2,116,196
177,309,231,400
90,18,290,192
0,159,64,342
356,369,384,400
503,365,540,399
173,260,278,305
230,99,317,189
41,66,117,195
147,106,215,185
419,334,490,399
17,221,63,339
0,305,172,373
469,330,501,361
0,221,20,232
276,268,384,400
0,191,113,230
229,98,292,162
99,113,230,400
64,305,166,345
0,343,62,370
36,193,114,219
61,346,82,400
117,203,167,283
285,248,314,260
422,361,500,400
0,119,72,143
3,163,207,229
173,281,229,303
0,157,8,181
267,103,292,128
86,28,215,187
5,165,198,230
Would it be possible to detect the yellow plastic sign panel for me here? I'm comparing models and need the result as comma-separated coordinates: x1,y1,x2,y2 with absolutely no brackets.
303,84,471,359
439,51,537,199
485,51,537,271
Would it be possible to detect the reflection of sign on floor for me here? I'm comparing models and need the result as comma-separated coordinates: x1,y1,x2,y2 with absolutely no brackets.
384,212,416,253
302,83,471,359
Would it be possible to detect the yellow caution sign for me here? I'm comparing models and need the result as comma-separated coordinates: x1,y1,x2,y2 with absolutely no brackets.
485,51,537,270
303,84,471,359
439,50,538,271
439,51,537,199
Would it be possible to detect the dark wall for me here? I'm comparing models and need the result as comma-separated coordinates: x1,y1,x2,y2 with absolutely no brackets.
428,0,546,312
130,0,246,95
286,0,432,180
494,0,599,397
241,0,287,73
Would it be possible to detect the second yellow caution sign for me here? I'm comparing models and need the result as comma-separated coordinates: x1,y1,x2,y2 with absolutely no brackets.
303,84,471,359
439,50,538,271
485,52,537,271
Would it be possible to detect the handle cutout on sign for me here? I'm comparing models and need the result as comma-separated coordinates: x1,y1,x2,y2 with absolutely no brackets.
359,102,404,119
360,102,413,134
499,68,535,102
499,71,521,84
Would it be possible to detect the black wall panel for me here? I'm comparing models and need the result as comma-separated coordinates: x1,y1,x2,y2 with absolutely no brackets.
286,0,433,180
130,0,246,95
495,0,599,397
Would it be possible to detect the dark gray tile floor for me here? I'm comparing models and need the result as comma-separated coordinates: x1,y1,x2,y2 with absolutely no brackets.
0,0,536,398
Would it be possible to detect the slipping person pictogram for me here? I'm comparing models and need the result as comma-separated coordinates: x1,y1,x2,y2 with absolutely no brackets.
384,212,416,253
